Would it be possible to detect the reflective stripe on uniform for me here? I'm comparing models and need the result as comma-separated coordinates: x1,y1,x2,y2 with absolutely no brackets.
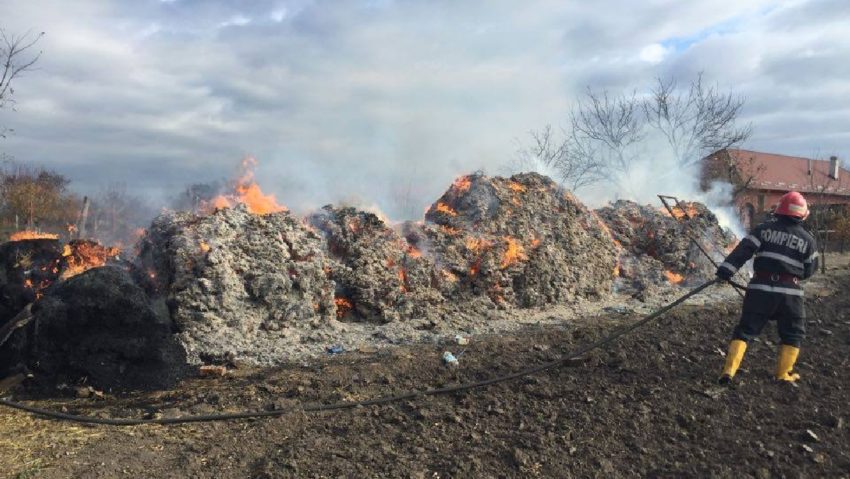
745,234,761,248
719,261,738,273
805,251,820,264
747,283,804,296
755,251,804,269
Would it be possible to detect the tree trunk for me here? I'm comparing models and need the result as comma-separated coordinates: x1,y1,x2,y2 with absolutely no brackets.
77,196,90,239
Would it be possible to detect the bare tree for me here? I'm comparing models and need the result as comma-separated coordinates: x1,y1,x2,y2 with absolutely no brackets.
644,73,752,166
89,183,156,245
515,125,605,191
571,88,644,177
171,181,224,213
0,160,78,230
0,29,44,137
513,73,751,191
833,205,850,253
803,155,850,272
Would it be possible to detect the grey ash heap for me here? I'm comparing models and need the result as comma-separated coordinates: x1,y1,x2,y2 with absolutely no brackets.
138,172,619,366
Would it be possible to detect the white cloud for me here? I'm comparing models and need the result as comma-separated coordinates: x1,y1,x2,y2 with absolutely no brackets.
639,43,669,64
219,14,251,27
0,0,848,218
270,8,287,22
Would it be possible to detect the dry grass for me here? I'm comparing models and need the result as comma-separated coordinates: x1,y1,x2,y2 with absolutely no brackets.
0,406,103,477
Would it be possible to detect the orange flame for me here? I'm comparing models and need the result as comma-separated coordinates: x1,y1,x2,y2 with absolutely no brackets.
9,231,59,241
469,259,481,276
335,297,353,318
588,213,624,277
661,203,699,220
440,269,458,283
435,202,458,217
500,236,527,269
664,270,685,284
508,181,527,193
398,268,408,292
465,237,491,253
60,241,120,280
207,157,288,215
440,225,460,235
406,244,422,258
453,176,472,193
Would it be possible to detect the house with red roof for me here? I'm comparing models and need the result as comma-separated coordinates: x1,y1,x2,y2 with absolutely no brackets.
701,148,850,230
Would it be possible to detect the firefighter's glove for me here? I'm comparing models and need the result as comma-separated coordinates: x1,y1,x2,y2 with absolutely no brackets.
715,267,733,282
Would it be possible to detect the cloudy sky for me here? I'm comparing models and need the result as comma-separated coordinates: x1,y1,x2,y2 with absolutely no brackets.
1,0,848,218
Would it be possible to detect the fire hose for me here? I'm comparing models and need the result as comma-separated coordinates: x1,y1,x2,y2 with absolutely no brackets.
0,278,735,426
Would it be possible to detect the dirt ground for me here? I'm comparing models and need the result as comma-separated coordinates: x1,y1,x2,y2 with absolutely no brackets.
2,254,849,478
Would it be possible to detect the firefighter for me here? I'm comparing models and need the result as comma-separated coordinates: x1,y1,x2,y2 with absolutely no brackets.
716,191,818,384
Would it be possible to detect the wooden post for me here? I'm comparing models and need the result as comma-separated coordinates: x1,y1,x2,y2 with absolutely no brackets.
77,196,90,239
821,230,828,274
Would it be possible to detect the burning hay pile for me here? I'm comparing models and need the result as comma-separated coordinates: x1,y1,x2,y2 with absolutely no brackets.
595,200,737,293
0,165,740,391
307,206,441,324
0,237,183,390
136,172,619,367
406,172,619,308
0,238,62,324
0,238,123,324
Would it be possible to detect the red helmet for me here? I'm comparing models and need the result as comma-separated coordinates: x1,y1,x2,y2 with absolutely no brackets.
775,191,809,219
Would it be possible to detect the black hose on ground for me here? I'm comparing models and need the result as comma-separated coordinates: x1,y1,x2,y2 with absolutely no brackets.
724,279,748,292
0,279,719,426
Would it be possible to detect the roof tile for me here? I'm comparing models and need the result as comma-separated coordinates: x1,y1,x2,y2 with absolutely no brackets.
726,149,850,196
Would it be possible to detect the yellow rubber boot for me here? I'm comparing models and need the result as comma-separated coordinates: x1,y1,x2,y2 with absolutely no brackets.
776,345,801,382
719,339,747,384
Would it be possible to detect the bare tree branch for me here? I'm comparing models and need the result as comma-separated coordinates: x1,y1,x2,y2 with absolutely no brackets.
644,72,752,166
514,124,606,192
0,29,44,138
570,88,644,175
512,73,751,192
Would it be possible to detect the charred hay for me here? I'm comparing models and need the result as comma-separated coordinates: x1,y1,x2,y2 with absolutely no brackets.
0,238,179,390
307,205,442,323
22,265,187,391
0,239,62,326
595,200,737,293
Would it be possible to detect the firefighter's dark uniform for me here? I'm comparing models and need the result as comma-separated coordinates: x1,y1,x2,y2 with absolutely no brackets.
717,214,818,383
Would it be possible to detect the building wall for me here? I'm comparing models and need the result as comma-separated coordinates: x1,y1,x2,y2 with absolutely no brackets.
735,190,850,213
700,150,850,230
733,189,850,231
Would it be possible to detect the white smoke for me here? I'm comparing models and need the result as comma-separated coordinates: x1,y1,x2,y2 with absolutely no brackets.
530,130,747,239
